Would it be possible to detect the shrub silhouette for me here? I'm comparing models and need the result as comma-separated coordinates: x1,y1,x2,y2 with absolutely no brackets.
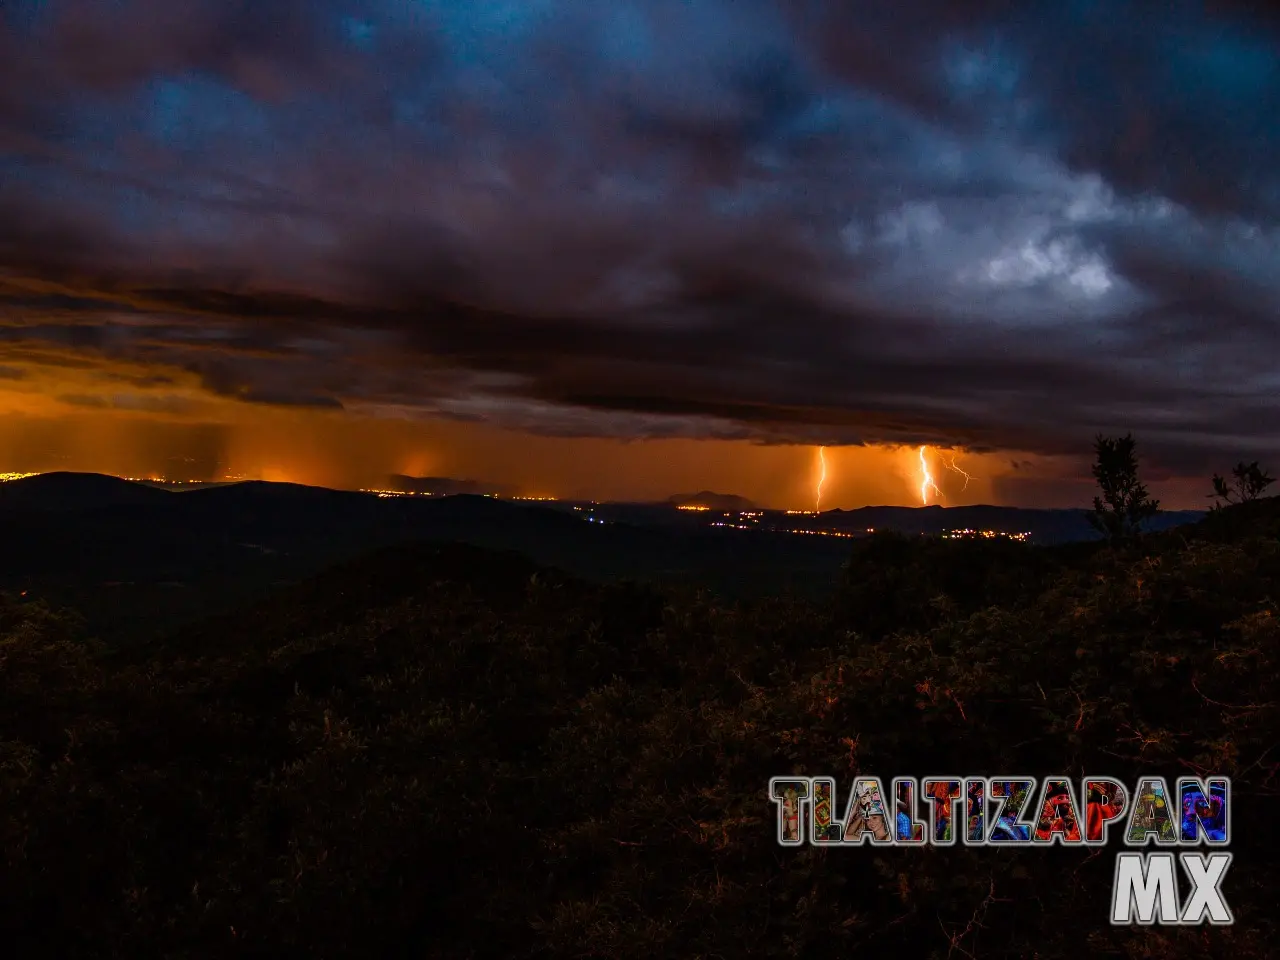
837,530,1061,637
1211,461,1275,507
1086,433,1160,544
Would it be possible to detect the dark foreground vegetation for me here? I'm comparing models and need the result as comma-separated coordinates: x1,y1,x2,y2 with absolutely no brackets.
4,494,1280,957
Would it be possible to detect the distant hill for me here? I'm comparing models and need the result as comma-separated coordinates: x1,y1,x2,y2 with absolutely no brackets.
817,503,1205,544
666,490,757,512
386,474,514,496
0,476,848,641
0,473,1214,641
590,499,1205,545
0,472,172,512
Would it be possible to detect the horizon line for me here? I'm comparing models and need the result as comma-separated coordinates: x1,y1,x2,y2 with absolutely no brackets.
0,470,1208,514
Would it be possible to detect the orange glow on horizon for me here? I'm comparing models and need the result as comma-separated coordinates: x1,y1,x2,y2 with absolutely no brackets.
0,407,1009,509
0,373,1210,510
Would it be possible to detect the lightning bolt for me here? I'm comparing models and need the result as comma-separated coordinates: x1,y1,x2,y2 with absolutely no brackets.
918,445,942,505
815,446,827,513
944,455,973,492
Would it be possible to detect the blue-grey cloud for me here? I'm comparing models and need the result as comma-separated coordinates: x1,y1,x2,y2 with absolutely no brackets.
1,0,1278,475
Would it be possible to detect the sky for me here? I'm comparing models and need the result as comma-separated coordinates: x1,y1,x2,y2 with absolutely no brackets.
1,1,1278,510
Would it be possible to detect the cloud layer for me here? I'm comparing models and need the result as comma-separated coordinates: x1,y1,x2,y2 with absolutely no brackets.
2,0,1279,475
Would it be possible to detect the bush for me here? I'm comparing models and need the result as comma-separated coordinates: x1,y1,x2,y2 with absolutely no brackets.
2,507,1279,958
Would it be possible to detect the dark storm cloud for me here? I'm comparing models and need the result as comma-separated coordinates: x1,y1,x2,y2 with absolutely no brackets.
1,0,1279,474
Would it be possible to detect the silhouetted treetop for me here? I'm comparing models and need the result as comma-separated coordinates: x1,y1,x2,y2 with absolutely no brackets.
1210,461,1275,507
1086,433,1160,544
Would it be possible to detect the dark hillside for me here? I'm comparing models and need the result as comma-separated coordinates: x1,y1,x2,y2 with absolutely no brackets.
2,499,1278,957
836,530,1084,637
822,502,1204,543
0,483,851,642
0,471,172,512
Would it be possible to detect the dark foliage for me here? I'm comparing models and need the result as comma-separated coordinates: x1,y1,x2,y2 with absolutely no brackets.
3,505,1280,958
835,530,1069,638
1087,434,1160,544
1211,462,1276,507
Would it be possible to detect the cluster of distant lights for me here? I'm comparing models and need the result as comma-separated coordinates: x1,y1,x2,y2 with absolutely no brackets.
89,475,248,485
679,506,765,517
0,472,38,482
570,504,605,523
359,489,558,501
690,508,1033,543
943,528,1031,541
710,521,872,539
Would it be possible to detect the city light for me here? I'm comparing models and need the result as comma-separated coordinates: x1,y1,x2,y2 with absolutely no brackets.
942,528,1031,541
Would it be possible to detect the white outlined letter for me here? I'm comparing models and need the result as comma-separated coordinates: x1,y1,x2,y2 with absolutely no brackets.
769,778,810,846
922,777,962,846
810,777,844,844
1032,778,1083,844
1111,853,1178,924
1176,776,1230,845
986,777,1035,843
891,777,926,844
1109,852,1233,925
1179,853,1233,924
1082,776,1128,845
1126,778,1178,846
843,777,893,845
